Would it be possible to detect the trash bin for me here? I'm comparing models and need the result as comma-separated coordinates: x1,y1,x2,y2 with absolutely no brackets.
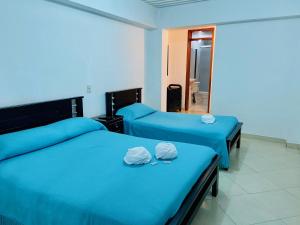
167,84,182,112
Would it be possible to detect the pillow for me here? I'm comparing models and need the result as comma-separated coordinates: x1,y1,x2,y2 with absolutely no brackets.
0,117,106,161
116,103,156,121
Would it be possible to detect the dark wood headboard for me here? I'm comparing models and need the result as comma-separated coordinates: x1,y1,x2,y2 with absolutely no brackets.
0,97,83,135
106,88,142,117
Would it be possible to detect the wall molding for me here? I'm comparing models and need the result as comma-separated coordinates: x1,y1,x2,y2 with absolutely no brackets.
47,0,157,29
242,133,300,150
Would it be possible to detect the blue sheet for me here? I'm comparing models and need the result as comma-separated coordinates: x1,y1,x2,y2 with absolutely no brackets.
119,111,238,168
0,129,216,225
0,117,105,161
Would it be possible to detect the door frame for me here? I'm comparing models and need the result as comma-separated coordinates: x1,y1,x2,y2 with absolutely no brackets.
185,26,216,112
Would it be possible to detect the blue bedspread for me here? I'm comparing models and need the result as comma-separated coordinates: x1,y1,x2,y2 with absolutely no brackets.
121,111,238,168
0,130,216,225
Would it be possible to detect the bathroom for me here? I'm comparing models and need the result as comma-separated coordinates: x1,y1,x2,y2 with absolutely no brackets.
188,29,213,113
166,27,215,114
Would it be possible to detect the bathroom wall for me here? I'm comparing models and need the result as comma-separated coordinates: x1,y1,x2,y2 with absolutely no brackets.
197,44,211,92
166,29,188,109
191,40,211,92
0,0,145,117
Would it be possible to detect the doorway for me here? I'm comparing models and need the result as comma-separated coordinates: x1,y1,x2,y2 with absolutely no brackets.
185,27,215,113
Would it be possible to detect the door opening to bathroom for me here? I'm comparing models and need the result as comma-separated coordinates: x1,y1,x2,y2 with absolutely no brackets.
185,27,215,113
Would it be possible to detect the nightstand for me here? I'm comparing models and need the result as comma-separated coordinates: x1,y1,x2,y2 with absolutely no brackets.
93,115,124,133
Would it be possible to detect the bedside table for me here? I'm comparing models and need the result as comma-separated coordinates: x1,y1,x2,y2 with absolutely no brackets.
93,115,124,133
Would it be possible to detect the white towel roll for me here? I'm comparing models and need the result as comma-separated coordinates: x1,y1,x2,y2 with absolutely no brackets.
201,114,216,124
155,142,177,160
124,147,152,165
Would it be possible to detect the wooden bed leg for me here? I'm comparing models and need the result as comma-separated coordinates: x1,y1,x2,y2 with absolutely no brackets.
212,168,219,197
212,179,218,197
227,141,231,153
236,135,241,149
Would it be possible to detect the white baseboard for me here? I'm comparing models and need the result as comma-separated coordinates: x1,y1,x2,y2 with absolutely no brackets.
242,133,300,150
286,143,300,150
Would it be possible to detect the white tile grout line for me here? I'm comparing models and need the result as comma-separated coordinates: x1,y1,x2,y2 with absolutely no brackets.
210,198,238,225
215,189,300,225
202,137,300,225
250,218,288,225
220,176,250,195
285,187,300,200
280,215,300,224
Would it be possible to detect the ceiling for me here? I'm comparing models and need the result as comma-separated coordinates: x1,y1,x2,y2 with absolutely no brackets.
141,0,209,8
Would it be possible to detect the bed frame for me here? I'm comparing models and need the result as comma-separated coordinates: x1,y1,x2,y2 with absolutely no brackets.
0,96,219,225
0,97,83,135
106,88,242,152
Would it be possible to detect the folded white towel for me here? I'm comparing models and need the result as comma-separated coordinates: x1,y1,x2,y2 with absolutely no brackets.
124,147,152,165
201,114,216,124
155,142,177,160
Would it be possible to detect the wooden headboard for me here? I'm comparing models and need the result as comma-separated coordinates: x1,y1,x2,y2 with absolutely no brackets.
0,97,83,135
106,88,142,117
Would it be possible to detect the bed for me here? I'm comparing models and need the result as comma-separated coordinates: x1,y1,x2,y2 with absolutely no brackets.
0,97,219,225
105,88,242,169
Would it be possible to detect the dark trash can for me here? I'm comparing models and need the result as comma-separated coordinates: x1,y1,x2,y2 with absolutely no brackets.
167,84,182,112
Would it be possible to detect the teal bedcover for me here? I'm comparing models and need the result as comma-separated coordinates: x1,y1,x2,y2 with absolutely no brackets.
118,110,238,169
0,120,216,225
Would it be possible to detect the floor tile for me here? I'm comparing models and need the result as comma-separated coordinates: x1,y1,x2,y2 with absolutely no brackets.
195,137,300,225
217,190,300,225
226,162,257,176
253,220,286,225
241,154,293,173
218,194,276,225
282,216,300,225
226,173,280,193
261,168,300,188
256,191,300,219
285,147,300,155
242,139,286,157
218,174,247,196
286,187,300,199
225,150,257,176
191,199,236,225
239,140,300,172
266,153,300,170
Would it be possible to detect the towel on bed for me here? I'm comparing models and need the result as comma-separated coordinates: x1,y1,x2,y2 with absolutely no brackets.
201,114,216,124
155,142,177,160
123,147,152,165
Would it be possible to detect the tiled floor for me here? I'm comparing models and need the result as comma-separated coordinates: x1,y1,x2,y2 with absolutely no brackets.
191,137,300,225
188,92,209,113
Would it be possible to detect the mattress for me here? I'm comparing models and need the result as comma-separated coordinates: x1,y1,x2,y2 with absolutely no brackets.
0,128,216,225
120,111,238,168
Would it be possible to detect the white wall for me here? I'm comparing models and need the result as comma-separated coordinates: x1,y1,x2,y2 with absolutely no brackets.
145,0,300,144
165,20,300,144
1,0,299,144
160,30,169,111
212,18,300,144
0,0,145,117
144,29,163,110
164,19,300,143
